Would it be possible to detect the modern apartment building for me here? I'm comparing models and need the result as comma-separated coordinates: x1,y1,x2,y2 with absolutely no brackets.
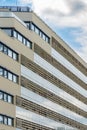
0,6,87,130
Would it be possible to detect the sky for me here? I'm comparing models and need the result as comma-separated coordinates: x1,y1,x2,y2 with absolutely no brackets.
1,0,87,62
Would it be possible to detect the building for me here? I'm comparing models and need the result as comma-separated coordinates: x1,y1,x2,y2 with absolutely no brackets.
0,6,87,130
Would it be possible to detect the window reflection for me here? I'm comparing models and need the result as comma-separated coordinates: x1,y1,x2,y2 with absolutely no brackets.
0,66,18,83
0,42,18,61
0,115,3,124
25,22,50,44
1,28,32,49
0,114,13,126
0,90,13,103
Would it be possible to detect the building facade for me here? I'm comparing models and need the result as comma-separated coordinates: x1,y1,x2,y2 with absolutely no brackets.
0,6,87,130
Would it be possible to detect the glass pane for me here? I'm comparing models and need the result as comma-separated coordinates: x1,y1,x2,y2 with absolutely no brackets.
3,29,12,36
26,23,29,28
18,34,22,42
0,92,3,99
8,118,12,126
35,27,39,34
4,93,8,102
39,31,42,37
13,75,17,83
0,43,3,51
26,41,30,48
0,68,3,76
4,116,8,125
0,115,3,124
8,95,12,103
23,38,26,45
13,30,17,38
8,72,12,81
13,52,17,60
31,24,35,31
4,46,8,55
8,49,12,57
42,34,46,40
3,70,8,78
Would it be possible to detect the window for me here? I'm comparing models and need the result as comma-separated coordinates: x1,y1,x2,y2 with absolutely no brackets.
1,28,32,49
0,115,3,124
4,70,8,78
0,90,13,103
8,72,13,81
4,116,8,125
0,66,18,83
0,115,13,126
0,91,3,99
0,43,3,51
25,22,50,44
3,29,12,36
35,27,39,34
0,42,18,61
8,95,12,103
13,52,17,60
31,24,35,31
18,34,22,42
4,46,8,54
13,30,17,38
8,49,12,58
23,38,26,45
8,118,12,126
0,68,3,76
4,93,8,102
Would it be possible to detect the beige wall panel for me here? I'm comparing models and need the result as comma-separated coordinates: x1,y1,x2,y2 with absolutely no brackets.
0,77,20,96
0,18,15,27
0,52,20,75
0,100,15,117
0,124,15,130
0,30,34,61
14,12,32,21
32,31,51,54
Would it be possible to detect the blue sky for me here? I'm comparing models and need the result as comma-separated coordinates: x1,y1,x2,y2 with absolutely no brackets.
1,0,87,62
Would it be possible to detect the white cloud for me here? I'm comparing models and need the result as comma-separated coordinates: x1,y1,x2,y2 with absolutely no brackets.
32,0,87,62
20,0,87,62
